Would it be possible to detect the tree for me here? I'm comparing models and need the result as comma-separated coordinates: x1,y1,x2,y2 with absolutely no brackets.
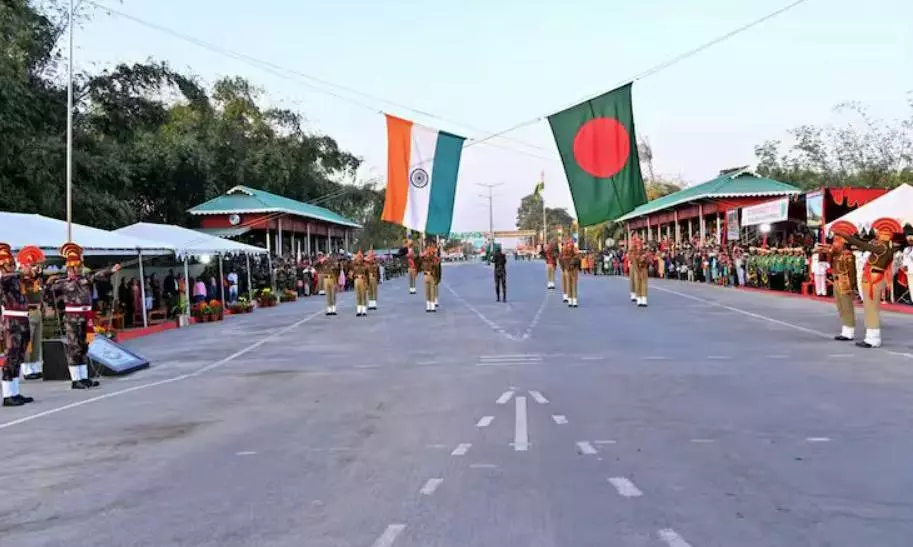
755,99,913,190
514,192,574,240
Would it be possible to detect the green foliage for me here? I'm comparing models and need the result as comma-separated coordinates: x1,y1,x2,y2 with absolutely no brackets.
515,192,574,237
755,99,913,190
1,0,379,236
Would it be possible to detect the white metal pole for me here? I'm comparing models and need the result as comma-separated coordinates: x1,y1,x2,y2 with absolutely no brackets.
183,256,191,312
278,217,283,256
138,252,148,328
245,254,252,299
218,255,225,303
65,0,74,242
306,223,311,256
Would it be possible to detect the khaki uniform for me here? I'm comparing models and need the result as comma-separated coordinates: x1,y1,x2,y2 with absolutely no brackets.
824,246,857,339
350,260,369,316
635,251,651,306
559,252,569,302
407,248,418,294
316,258,339,314
627,248,641,302
845,234,895,347
422,252,439,312
561,246,580,307
544,243,558,289
367,260,380,309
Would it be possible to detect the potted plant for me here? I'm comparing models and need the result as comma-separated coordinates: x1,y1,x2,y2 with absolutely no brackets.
257,288,278,307
208,299,223,321
280,289,298,303
172,299,190,327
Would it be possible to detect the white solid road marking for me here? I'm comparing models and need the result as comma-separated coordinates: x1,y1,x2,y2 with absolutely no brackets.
581,355,604,361
371,524,406,547
354,364,380,369
514,396,529,451
608,477,644,497
644,356,668,361
552,415,568,425
806,437,832,442
480,354,541,359
529,390,549,404
235,451,257,456
420,478,444,495
766,354,788,359
0,308,327,431
451,443,472,456
469,463,498,469
577,441,597,455
426,444,448,449
496,390,514,404
705,355,731,360
658,528,693,547
593,440,617,445
476,416,494,428
827,354,853,358
690,439,715,444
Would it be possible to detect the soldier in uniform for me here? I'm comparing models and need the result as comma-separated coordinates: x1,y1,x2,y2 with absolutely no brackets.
558,240,570,303
366,250,380,311
562,240,580,308
316,253,339,316
422,243,439,312
349,251,369,317
543,239,558,290
815,235,857,341
627,235,642,303
433,243,442,309
406,239,418,295
493,244,507,302
47,243,120,389
0,243,37,406
21,248,46,380
840,218,900,348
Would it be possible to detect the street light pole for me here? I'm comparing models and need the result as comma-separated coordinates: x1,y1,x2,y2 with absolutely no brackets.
476,183,503,253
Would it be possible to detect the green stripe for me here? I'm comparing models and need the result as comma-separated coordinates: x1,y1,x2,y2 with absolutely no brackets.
425,131,465,235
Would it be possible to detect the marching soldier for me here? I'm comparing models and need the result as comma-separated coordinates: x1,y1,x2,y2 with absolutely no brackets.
433,243,442,309
635,242,653,307
815,235,857,341
422,243,439,312
562,240,580,308
559,240,570,303
627,235,642,303
350,251,369,317
366,250,380,310
316,251,327,297
317,252,340,316
840,219,900,348
406,239,418,295
543,239,558,290
0,243,37,406
47,243,120,389
21,248,46,380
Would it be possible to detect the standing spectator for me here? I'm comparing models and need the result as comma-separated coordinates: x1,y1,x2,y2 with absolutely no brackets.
227,270,239,302
163,269,178,315
150,273,162,310
193,277,208,303
131,278,141,326
118,278,132,326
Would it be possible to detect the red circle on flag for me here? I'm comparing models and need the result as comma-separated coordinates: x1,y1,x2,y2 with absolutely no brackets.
573,117,630,178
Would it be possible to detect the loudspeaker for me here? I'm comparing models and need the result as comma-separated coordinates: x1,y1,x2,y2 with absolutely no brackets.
88,337,150,376
42,339,101,381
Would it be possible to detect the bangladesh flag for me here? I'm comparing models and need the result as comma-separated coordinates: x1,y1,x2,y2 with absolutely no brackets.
548,83,647,226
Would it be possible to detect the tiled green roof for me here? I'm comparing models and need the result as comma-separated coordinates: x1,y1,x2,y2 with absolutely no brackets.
616,170,800,222
188,186,361,228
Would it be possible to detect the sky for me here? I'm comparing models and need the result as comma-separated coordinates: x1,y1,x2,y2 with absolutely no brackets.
74,0,913,232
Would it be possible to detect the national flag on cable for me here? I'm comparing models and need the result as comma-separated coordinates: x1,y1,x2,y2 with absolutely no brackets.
548,83,647,226
381,114,466,236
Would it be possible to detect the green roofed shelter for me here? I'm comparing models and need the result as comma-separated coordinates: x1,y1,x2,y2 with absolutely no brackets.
188,185,362,257
616,168,801,245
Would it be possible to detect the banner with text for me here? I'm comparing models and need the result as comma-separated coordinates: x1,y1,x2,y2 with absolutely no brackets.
741,197,789,227
726,209,740,241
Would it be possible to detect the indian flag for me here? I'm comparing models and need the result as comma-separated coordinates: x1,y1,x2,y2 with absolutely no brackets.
381,114,465,235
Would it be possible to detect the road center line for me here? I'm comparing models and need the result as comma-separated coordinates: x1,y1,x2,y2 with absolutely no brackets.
496,390,514,404
593,440,617,445
806,437,832,442
469,463,498,469
476,416,494,428
514,396,529,451
0,307,327,431
608,477,644,497
577,441,597,455
371,524,406,547
529,390,549,404
419,478,444,495
451,443,472,456
690,439,715,443
552,415,568,425
658,528,693,547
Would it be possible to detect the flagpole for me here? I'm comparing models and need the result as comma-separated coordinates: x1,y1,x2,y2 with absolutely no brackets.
540,171,546,246
65,0,74,242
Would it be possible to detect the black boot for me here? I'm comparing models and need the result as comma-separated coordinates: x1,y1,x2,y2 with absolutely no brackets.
24,373,42,380
72,381,89,390
3,397,24,407
81,378,100,388
14,394,34,404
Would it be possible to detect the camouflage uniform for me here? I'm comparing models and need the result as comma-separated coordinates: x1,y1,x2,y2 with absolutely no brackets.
0,242,36,405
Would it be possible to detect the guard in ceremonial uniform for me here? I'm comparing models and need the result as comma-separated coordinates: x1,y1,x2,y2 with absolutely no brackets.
21,248,46,380
48,243,120,389
627,235,642,303
350,251,369,317
433,243,442,309
543,240,558,290
815,235,857,341
422,243,439,312
559,241,570,303
840,218,900,348
406,239,418,295
562,240,580,308
316,253,339,315
0,243,36,406
635,243,653,307
366,250,380,310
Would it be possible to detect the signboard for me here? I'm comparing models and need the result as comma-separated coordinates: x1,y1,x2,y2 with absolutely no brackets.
806,190,824,228
741,197,789,227
88,337,150,376
726,209,740,241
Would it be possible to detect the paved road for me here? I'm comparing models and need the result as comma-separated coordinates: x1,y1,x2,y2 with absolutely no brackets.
2,261,913,547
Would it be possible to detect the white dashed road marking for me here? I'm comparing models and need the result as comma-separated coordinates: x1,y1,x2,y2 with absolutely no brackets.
514,396,529,451
371,524,406,547
496,390,514,404
420,478,443,495
476,416,494,428
529,390,549,404
705,355,731,360
608,477,644,497
690,439,714,444
552,415,568,425
451,443,472,456
469,463,498,469
827,354,852,358
235,451,257,456
658,528,693,547
806,437,832,442
644,356,668,361
593,440,617,445
577,441,597,455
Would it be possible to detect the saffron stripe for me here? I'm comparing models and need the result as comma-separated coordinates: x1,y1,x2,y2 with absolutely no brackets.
381,114,412,224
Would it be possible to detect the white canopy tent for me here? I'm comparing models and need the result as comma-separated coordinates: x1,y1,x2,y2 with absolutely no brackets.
825,184,913,234
0,212,174,256
115,223,267,318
